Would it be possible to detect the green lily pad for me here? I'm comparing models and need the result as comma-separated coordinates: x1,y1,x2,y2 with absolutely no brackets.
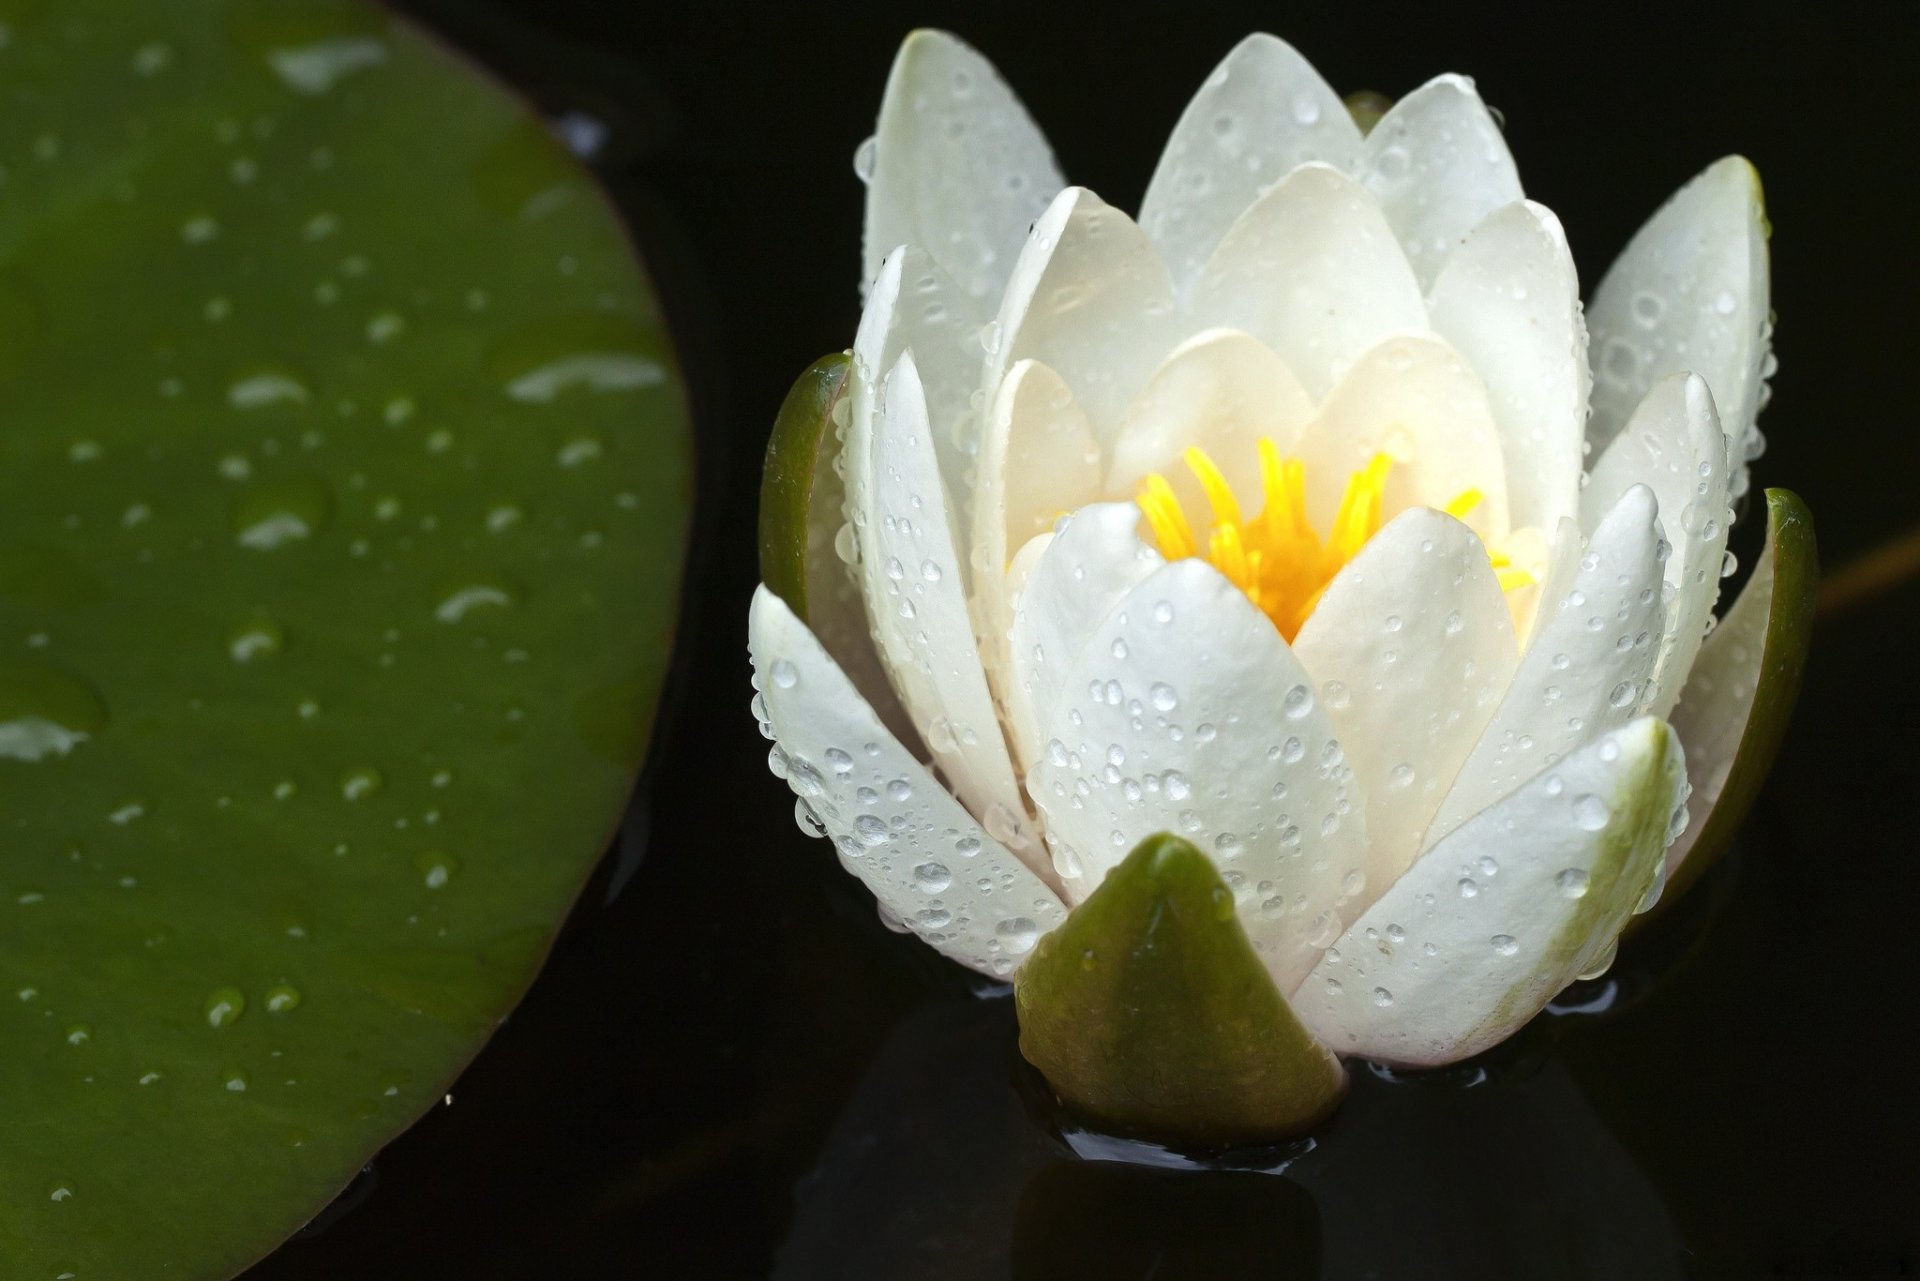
1014,833,1347,1147
1652,488,1817,915
0,1,690,1275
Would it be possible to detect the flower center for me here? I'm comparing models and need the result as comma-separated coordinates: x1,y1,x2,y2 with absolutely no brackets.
1135,441,1532,641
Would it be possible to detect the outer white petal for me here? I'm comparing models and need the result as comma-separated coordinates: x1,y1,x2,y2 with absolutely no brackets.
851,248,991,537
1295,717,1685,1067
1663,526,1774,875
860,353,1031,850
1360,74,1524,291
1103,328,1318,519
1190,164,1427,399
1293,334,1510,539
1428,486,1666,844
1137,34,1361,299
750,587,1066,976
1005,503,1162,774
1427,200,1587,533
1585,156,1770,499
1291,508,1518,896
970,359,1104,696
1583,374,1732,717
863,30,1064,305
988,187,1182,446
1028,558,1367,993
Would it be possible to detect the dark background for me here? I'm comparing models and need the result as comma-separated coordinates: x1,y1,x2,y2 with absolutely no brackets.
247,1,1920,1277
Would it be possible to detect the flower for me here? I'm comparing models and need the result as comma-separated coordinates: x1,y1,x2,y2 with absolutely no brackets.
749,30,1814,1133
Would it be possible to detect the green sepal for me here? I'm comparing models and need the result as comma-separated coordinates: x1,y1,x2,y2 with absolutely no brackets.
1014,834,1347,1146
758,353,852,620
1343,90,1393,136
1649,488,1817,918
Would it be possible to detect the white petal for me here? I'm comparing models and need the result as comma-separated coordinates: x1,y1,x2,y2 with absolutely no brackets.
1294,334,1509,539
1585,156,1770,500
860,353,1031,849
1360,74,1523,290
1028,558,1367,993
970,359,1104,698
852,248,991,535
1104,328,1318,518
1583,374,1732,717
1137,34,1360,298
1295,717,1685,1066
864,30,1064,306
1663,525,1774,875
989,187,1181,445
750,587,1066,976
1291,508,1518,896
1005,503,1162,774
1191,164,1427,399
1426,200,1587,533
1428,486,1667,844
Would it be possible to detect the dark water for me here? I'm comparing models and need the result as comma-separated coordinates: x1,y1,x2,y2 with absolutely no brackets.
245,1,1919,1276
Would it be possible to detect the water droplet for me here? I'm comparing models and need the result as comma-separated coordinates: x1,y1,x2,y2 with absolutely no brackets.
228,617,285,662
913,861,952,892
1371,987,1394,1007
1490,934,1519,957
232,475,334,549
204,987,246,1028
416,850,460,889
339,766,383,800
264,984,302,1013
1556,868,1590,898
1571,794,1611,830
434,580,518,623
0,658,109,761
1282,684,1314,719
995,916,1040,956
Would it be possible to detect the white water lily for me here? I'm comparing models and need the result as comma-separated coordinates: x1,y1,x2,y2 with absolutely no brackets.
750,30,1794,1070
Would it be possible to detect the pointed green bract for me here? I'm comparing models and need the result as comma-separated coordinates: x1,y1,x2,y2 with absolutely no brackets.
1014,834,1346,1146
0,1,689,1275
1654,488,1817,914
758,353,851,621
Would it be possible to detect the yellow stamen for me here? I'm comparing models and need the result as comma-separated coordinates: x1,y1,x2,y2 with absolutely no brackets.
1136,442,1530,641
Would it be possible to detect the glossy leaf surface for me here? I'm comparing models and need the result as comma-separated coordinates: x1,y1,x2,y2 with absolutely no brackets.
0,1,690,1274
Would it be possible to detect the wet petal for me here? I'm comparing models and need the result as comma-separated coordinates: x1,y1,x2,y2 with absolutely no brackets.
1584,374,1732,717
1138,34,1360,298
1585,156,1770,499
1426,200,1586,533
1005,503,1163,774
989,187,1182,447
750,587,1065,975
1190,164,1427,399
1294,334,1509,539
1428,485,1667,844
1104,328,1318,519
971,359,1105,695
1296,717,1684,1066
861,353,1030,845
864,30,1063,305
1360,74,1523,290
852,247,992,534
1291,508,1518,896
1029,558,1367,994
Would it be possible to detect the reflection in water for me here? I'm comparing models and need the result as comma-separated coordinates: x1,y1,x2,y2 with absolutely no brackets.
778,998,1682,1280
1012,1162,1319,1280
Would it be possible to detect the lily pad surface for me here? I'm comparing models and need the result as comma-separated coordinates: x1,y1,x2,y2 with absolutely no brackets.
0,1,690,1275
